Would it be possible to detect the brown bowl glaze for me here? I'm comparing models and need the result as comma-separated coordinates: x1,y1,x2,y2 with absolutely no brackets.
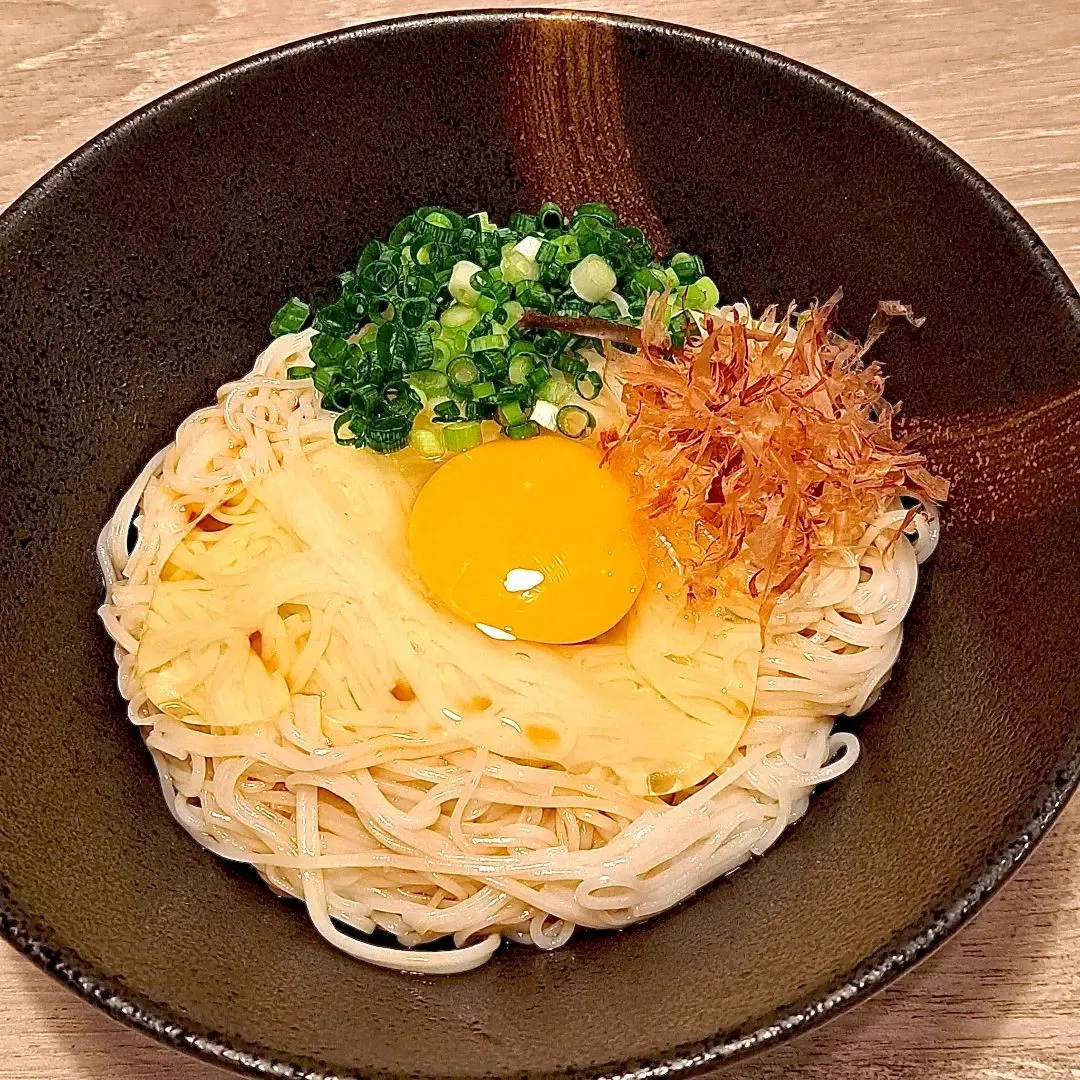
0,10,1077,1079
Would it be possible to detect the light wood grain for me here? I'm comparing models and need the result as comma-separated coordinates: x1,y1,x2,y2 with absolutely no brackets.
1,1,1078,1078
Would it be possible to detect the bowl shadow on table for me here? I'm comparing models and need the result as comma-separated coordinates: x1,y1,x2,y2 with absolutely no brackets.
12,797,1079,1080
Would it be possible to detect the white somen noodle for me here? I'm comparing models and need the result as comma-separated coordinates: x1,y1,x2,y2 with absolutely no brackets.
97,328,938,974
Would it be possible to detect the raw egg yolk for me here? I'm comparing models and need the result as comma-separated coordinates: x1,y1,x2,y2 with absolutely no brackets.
408,436,645,644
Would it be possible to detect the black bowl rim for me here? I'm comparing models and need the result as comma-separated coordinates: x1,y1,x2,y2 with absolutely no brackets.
1,9,1078,1080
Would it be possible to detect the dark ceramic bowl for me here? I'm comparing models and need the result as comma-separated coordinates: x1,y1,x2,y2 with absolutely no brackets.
0,9,1078,1079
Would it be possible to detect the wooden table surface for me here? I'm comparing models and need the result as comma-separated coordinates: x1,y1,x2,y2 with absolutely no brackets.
2,0,1078,1077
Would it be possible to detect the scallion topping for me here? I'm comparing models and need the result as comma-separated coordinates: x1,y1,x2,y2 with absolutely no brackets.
556,405,596,439
570,253,617,303
449,260,483,306
410,427,445,459
575,370,603,400
270,297,310,337
447,356,479,387
505,419,541,439
270,201,712,453
443,420,483,453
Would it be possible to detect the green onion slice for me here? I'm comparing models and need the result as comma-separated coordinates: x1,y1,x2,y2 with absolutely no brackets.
499,399,530,428
505,420,540,440
556,405,596,439
433,399,461,421
570,253,617,303
410,427,445,459
443,420,483,453
447,357,479,386
366,414,411,454
270,297,311,337
575,370,603,400
508,355,535,385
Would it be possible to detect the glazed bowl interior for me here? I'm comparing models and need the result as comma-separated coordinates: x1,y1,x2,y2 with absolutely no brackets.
0,10,1078,1080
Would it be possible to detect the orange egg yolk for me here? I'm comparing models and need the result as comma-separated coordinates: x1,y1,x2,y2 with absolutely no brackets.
408,436,645,644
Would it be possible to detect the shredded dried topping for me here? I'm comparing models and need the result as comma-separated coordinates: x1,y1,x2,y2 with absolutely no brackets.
601,290,949,613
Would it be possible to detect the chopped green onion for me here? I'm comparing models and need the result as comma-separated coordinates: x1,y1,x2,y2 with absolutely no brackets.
485,279,512,304
408,369,449,398
508,211,536,233
441,303,479,330
410,427,445,459
357,239,383,270
404,330,434,372
468,332,509,353
529,399,559,431
388,215,414,246
350,384,382,417
325,384,352,412
556,296,589,318
383,381,423,420
537,202,565,231
449,259,483,306
537,371,574,405
309,333,349,368
398,296,431,329
270,297,310,337
495,383,533,406
504,237,536,263
551,233,582,265
588,300,621,321
368,294,395,322
575,370,603,400
505,420,540,439
508,355,535,385
467,210,494,233
515,281,554,313
669,252,704,284
443,420,483,452
366,414,411,454
414,241,453,269
498,399,530,427
361,260,399,294
415,207,460,242
631,266,667,297
271,202,716,458
535,238,559,265
469,268,493,294
538,261,570,288
501,300,524,327
532,331,566,359
314,299,359,336
501,248,539,285
556,405,596,439
573,202,618,227
447,356,480,388
508,338,536,358
684,275,720,310
554,353,588,378
473,351,509,381
526,363,553,391
333,411,363,446
433,400,461,421
570,253,617,303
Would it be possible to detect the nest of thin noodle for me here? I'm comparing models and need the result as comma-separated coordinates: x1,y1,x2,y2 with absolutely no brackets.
600,290,949,615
